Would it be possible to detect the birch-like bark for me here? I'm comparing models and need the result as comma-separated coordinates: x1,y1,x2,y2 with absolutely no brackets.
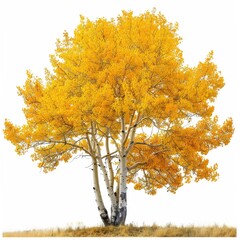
92,157,110,226
91,123,118,225
97,154,118,224
125,114,141,156
87,128,110,226
115,115,127,225
105,129,118,224
106,128,114,190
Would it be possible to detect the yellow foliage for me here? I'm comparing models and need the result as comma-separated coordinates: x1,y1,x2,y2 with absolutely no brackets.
134,183,142,190
3,10,234,194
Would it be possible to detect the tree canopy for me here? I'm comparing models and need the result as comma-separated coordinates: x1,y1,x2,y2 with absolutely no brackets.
4,10,234,224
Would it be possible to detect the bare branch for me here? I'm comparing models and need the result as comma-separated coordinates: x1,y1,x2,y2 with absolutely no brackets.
134,142,165,148
101,151,118,160
110,135,121,157
127,161,147,171
123,111,136,145
125,113,141,156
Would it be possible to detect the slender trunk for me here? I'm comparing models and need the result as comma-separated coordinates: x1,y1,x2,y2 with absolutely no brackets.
106,128,114,191
88,116,141,226
115,115,127,225
92,123,118,225
115,155,127,225
106,129,119,224
87,127,111,226
92,157,110,226
97,156,118,224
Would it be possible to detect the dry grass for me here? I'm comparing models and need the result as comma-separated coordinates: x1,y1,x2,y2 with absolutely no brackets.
3,224,237,237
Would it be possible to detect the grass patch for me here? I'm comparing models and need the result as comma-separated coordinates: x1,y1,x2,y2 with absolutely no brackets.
3,224,236,237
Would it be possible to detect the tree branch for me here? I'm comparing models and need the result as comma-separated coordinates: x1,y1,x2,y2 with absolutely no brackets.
123,111,136,146
127,161,147,171
125,113,141,156
101,151,118,160
105,128,115,188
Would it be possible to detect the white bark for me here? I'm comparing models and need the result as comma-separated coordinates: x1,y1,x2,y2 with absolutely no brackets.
125,114,140,156
105,129,118,223
116,155,127,225
92,157,110,226
106,129,114,190
92,123,118,224
87,117,143,226
87,127,110,225
115,115,127,225
97,155,118,224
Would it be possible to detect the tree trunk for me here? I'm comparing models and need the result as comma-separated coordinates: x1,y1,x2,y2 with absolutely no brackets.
115,155,127,225
92,123,118,225
90,117,130,226
92,154,127,226
115,115,128,225
92,157,110,226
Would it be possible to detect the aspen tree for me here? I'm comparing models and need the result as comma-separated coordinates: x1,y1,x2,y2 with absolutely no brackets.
4,10,234,226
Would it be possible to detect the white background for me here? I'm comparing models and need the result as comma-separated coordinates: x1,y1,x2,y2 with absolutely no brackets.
0,0,239,234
